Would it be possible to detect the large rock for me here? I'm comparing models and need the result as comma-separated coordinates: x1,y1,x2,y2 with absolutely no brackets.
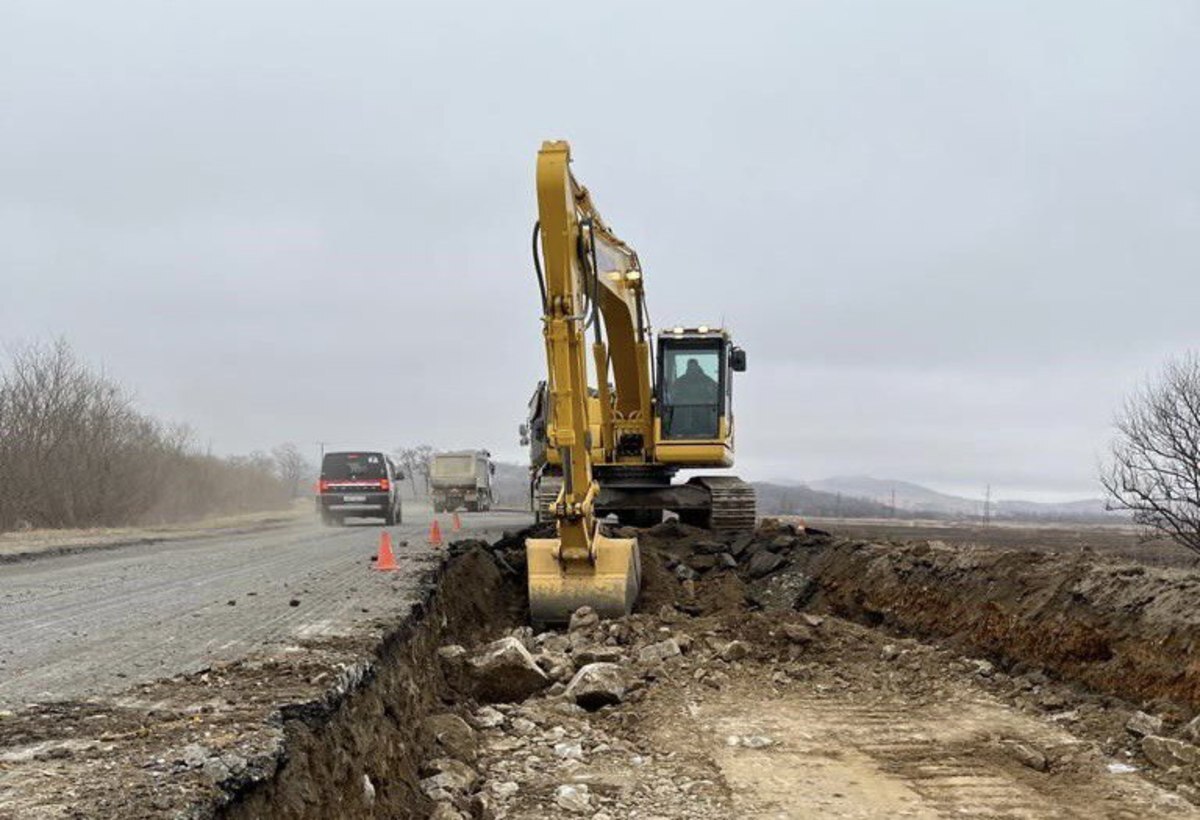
574,645,623,665
423,713,478,763
468,637,551,703
638,638,682,664
768,535,797,552
728,534,754,557
1142,735,1200,769
1126,711,1164,737
720,640,751,662
1185,716,1200,744
419,758,479,796
535,651,576,683
554,783,592,814
429,802,466,820
781,623,814,644
746,551,786,578
565,662,626,711
568,606,600,633
693,540,728,555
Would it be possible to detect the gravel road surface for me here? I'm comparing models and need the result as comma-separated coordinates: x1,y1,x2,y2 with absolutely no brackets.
0,507,530,708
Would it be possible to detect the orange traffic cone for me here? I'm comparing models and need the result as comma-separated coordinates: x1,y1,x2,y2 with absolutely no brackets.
451,512,462,532
374,530,398,571
428,518,444,547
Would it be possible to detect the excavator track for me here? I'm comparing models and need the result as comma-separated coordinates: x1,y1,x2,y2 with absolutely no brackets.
533,472,563,523
690,476,757,534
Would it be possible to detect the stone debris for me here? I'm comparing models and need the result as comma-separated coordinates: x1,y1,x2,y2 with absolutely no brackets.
424,713,478,763
1184,716,1200,745
467,637,551,703
638,638,682,664
719,640,751,662
555,783,592,813
420,757,479,797
569,606,601,633
565,662,626,711
1141,736,1200,770
746,551,785,579
554,741,584,760
1007,742,1049,772
1126,711,1165,738
470,706,506,729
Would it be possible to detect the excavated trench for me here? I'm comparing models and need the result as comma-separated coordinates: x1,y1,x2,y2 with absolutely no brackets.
212,522,1200,818
788,538,1200,712
216,543,528,820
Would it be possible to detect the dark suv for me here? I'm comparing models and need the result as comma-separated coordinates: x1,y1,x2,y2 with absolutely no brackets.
317,451,404,526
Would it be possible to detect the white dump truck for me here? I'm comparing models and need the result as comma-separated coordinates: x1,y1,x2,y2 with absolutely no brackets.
430,450,495,513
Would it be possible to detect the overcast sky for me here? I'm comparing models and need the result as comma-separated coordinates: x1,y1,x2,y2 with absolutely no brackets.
2,1,1197,501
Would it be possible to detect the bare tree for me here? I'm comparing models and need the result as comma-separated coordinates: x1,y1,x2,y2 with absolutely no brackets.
414,444,435,494
0,339,294,532
394,444,436,497
272,443,311,498
1102,352,1200,554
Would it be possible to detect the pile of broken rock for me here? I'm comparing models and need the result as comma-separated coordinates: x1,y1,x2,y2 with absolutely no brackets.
418,600,820,819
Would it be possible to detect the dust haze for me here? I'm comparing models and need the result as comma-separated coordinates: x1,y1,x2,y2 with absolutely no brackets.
3,1,1198,501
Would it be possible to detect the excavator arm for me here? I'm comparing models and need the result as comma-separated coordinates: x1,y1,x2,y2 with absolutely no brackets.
526,140,645,625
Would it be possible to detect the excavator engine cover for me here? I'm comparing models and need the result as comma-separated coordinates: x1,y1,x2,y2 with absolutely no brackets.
526,533,641,626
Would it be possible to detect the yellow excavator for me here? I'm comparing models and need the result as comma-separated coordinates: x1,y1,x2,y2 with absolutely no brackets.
524,140,756,626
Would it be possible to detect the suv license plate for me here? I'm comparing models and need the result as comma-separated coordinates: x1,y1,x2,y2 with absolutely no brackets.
343,495,367,503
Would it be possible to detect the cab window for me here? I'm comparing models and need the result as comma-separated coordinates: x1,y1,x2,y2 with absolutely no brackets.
661,346,722,439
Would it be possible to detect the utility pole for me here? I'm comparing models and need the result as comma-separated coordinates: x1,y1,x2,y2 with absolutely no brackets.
890,487,896,519
983,484,992,528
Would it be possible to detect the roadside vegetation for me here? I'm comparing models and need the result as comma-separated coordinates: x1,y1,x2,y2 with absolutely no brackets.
1104,351,1200,554
0,339,304,533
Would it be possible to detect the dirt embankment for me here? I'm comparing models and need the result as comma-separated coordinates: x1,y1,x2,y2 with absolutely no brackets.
793,539,1200,712
0,537,528,820
222,546,527,820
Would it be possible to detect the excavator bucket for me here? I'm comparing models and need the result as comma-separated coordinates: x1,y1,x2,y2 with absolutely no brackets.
526,533,641,627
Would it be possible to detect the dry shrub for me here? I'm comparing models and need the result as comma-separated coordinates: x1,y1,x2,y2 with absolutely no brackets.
0,340,291,531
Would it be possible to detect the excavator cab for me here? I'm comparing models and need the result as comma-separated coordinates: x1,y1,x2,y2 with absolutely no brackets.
655,328,746,466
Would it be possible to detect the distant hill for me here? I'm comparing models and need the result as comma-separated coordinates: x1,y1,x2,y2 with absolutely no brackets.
753,482,897,519
811,476,978,516
808,475,1123,523
493,464,1124,523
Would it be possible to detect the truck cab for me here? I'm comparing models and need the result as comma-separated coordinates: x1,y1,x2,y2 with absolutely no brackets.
430,450,495,513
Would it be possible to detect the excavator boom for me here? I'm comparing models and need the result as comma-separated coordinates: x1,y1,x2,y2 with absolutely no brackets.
526,141,642,625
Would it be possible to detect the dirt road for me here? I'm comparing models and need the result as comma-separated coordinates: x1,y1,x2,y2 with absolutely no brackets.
470,614,1195,819
0,506,530,709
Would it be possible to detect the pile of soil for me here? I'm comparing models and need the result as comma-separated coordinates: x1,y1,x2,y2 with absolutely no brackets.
789,539,1200,711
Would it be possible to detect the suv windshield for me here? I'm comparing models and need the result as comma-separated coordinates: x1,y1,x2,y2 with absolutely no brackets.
321,452,386,481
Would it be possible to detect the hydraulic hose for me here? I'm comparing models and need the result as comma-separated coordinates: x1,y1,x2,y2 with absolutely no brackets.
532,221,548,312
